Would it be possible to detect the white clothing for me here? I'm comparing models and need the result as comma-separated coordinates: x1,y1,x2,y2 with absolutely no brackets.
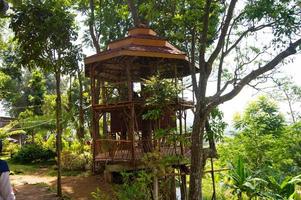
0,172,15,200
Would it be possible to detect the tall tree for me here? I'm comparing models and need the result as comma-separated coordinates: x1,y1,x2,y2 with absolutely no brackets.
10,0,78,197
127,0,301,199
75,0,131,138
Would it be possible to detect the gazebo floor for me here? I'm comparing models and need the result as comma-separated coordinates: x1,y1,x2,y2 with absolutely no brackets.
95,147,191,165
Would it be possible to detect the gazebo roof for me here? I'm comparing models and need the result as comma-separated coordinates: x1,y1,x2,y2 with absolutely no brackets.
84,27,191,82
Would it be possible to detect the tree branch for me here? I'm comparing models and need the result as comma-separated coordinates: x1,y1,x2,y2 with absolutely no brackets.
211,38,301,106
199,0,212,66
89,0,100,53
207,0,238,66
189,27,199,98
224,23,274,57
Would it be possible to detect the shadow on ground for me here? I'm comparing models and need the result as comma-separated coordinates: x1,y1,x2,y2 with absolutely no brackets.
11,175,114,200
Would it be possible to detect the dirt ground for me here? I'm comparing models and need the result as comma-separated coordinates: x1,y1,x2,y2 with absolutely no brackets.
11,174,113,200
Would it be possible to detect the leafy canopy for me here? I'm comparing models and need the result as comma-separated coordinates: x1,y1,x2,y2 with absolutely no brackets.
10,0,78,72
234,96,285,137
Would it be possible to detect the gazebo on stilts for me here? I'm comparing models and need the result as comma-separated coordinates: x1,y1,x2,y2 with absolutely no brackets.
84,26,195,196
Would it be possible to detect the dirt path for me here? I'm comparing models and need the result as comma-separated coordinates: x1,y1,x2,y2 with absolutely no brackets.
15,184,58,200
11,174,114,200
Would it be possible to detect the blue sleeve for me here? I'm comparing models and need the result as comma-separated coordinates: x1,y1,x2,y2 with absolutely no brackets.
0,160,9,173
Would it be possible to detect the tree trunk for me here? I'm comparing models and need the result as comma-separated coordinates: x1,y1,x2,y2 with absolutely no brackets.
189,95,209,199
77,67,85,140
189,104,203,200
127,0,140,26
55,68,62,198
88,0,100,53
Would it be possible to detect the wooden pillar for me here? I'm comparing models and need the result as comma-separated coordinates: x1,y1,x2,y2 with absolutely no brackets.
90,66,97,172
153,169,159,200
174,65,178,154
170,172,177,200
102,80,108,138
211,158,216,200
126,65,135,164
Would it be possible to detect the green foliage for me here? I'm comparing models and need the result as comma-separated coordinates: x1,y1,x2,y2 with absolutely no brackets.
142,74,181,123
205,108,227,143
139,0,221,51
243,0,301,39
60,139,91,171
13,143,55,163
117,171,153,200
11,0,78,72
219,96,285,171
75,0,131,49
0,41,49,116
265,175,300,199
224,156,267,199
0,71,11,97
27,70,46,115
143,74,181,109
219,95,301,199
2,140,19,156
61,150,91,171
91,188,111,200
234,96,285,137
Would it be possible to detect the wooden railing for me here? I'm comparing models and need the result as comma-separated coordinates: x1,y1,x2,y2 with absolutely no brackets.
94,138,191,163
94,139,133,161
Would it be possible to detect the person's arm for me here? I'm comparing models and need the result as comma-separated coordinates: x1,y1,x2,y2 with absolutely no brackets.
0,172,15,200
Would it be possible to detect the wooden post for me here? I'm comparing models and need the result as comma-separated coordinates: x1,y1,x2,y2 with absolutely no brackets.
102,81,108,138
170,173,177,200
90,67,97,173
126,64,135,165
211,158,216,200
153,169,159,200
174,65,178,154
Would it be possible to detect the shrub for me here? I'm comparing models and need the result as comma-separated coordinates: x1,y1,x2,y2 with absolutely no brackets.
13,144,55,163
91,188,111,200
61,150,91,171
117,171,153,200
2,140,20,157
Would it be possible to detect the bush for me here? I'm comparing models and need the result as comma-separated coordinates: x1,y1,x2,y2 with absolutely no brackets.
2,140,20,157
91,188,111,200
61,150,91,171
117,171,153,200
13,144,55,163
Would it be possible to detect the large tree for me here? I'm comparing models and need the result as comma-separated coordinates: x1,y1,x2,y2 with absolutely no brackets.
10,0,78,197
126,0,301,199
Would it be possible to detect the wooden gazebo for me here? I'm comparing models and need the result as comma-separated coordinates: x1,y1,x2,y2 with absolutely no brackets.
85,27,194,176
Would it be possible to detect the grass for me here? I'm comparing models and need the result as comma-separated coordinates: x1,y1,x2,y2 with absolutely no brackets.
1,154,89,177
